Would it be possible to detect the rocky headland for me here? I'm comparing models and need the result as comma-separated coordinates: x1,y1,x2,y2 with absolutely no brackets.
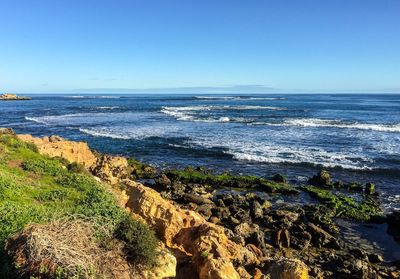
0,127,399,278
0,93,31,101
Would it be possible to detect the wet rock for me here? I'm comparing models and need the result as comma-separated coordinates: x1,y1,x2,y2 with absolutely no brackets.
155,173,171,190
368,253,384,263
275,209,299,227
267,257,309,279
307,223,340,249
272,228,291,249
184,193,214,205
272,173,287,183
290,230,311,250
196,204,214,220
251,201,264,219
212,206,231,220
387,210,400,243
351,248,368,260
308,170,331,187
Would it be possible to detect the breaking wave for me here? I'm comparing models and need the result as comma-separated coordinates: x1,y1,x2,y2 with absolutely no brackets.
255,118,400,133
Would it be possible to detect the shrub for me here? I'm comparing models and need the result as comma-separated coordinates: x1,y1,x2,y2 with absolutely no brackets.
115,217,158,267
67,162,90,175
22,157,64,176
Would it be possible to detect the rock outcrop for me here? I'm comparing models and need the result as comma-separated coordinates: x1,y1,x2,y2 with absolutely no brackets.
0,127,15,135
18,134,97,168
0,93,31,100
122,179,261,279
90,154,129,184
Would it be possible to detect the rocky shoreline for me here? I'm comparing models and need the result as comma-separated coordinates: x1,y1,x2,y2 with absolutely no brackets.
2,128,400,278
0,93,31,100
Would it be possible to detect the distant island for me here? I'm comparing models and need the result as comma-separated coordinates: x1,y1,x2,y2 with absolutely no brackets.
0,93,31,100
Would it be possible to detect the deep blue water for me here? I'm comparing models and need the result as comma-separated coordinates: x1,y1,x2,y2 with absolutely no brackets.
1,93,399,211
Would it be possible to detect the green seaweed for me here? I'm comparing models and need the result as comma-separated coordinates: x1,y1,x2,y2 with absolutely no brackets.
302,185,382,222
164,168,299,194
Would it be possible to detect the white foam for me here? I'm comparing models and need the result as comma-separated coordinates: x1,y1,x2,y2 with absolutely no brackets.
282,118,400,133
188,131,375,170
194,96,286,100
161,105,285,122
96,106,119,110
79,128,130,139
25,116,49,124
79,124,179,140
64,95,120,99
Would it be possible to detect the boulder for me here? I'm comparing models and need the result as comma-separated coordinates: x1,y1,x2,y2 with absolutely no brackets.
184,193,214,205
91,155,129,184
267,258,309,279
272,173,287,183
17,134,97,168
307,223,339,249
308,170,331,187
155,173,172,190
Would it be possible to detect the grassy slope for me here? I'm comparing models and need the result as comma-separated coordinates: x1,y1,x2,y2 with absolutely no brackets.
0,134,155,278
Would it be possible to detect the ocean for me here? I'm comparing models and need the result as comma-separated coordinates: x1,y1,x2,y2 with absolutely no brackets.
1,93,399,211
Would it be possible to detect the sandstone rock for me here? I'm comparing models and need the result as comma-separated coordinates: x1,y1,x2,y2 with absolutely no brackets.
267,258,309,279
141,248,177,279
122,179,259,279
0,127,15,135
18,134,97,168
0,93,31,100
236,266,252,279
254,268,270,279
91,154,129,184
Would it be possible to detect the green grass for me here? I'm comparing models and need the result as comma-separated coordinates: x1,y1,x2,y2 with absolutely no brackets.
0,134,157,278
164,167,300,194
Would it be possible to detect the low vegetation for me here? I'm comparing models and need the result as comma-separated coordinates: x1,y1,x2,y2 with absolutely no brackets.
0,134,158,278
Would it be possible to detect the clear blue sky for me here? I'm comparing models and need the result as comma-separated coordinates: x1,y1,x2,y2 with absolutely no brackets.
0,0,399,93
